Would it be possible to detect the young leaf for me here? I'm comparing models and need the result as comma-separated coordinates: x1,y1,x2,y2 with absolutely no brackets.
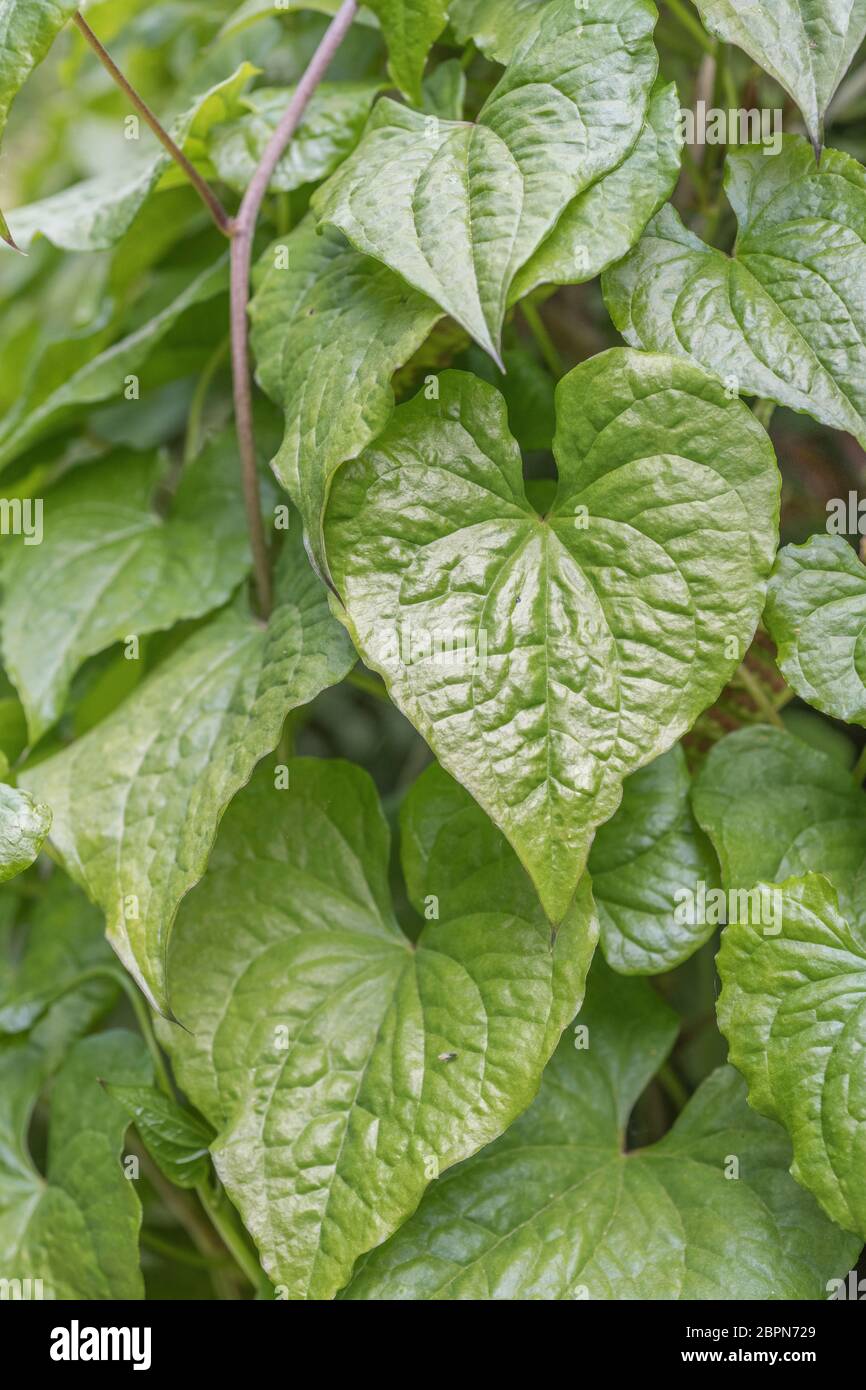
20,527,355,1013
6,64,256,253
0,0,78,248
692,0,866,150
104,1085,213,1190
314,0,658,361
1,435,255,742
250,221,442,577
510,79,682,301
0,1030,152,1299
717,873,866,1239
604,139,866,447
0,782,50,883
0,256,228,473
207,81,381,195
325,351,780,924
765,533,866,725
342,963,859,1299
365,0,449,105
692,724,866,934
589,746,722,975
158,757,599,1300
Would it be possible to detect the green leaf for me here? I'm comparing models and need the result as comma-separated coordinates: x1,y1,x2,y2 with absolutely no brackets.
0,783,50,883
1,435,254,742
365,0,448,104
325,351,780,923
208,81,381,195
0,874,118,1040
717,872,866,1239
219,0,378,40
766,533,866,725
449,0,555,63
158,756,598,1300
421,58,466,121
314,0,659,361
249,220,442,577
104,1085,213,1190
0,1029,152,1299
589,746,722,975
0,255,228,473
692,724,866,935
692,0,866,149
343,962,859,1299
511,79,682,301
0,0,78,248
20,526,355,1013
6,64,256,253
604,138,866,447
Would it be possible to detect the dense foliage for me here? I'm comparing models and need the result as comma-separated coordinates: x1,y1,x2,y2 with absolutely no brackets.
1,0,865,1302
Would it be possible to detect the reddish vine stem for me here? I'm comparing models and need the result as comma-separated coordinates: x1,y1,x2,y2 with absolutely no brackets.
229,0,359,619
72,12,232,236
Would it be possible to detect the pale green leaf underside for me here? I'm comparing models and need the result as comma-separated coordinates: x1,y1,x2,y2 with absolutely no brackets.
343,963,858,1299
208,82,380,195
159,757,598,1300
20,529,355,1013
692,724,866,935
589,745,721,975
693,0,866,146
0,0,78,246
0,1030,152,1299
314,0,659,360
0,782,50,884
604,138,866,447
1,434,252,742
766,533,866,725
7,64,256,253
718,873,866,1239
325,350,779,923
250,221,442,578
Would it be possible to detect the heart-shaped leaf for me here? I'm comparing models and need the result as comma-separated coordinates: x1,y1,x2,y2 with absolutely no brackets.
158,757,598,1300
693,0,866,149
20,527,355,1013
325,349,780,923
718,873,866,1239
766,533,866,724
693,725,866,934
604,138,866,446
314,0,659,361
342,961,859,1299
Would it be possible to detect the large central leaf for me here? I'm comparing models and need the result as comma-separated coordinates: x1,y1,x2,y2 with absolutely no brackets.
313,0,659,361
342,963,859,1299
20,528,355,1012
158,757,598,1300
325,350,780,923
604,138,866,447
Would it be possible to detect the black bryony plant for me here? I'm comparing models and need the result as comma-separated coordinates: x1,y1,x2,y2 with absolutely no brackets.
1,0,865,1313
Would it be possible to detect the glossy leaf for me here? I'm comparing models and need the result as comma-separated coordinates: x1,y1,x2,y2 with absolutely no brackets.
365,0,448,104
0,0,77,248
717,873,866,1238
589,746,721,975
766,533,866,725
104,1084,213,1190
20,528,355,1012
1,434,253,742
0,1030,152,1299
250,220,442,576
325,351,780,923
449,0,558,63
604,138,866,446
692,724,866,935
159,757,598,1300
343,963,858,1299
0,783,50,884
693,0,866,148
314,0,659,361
